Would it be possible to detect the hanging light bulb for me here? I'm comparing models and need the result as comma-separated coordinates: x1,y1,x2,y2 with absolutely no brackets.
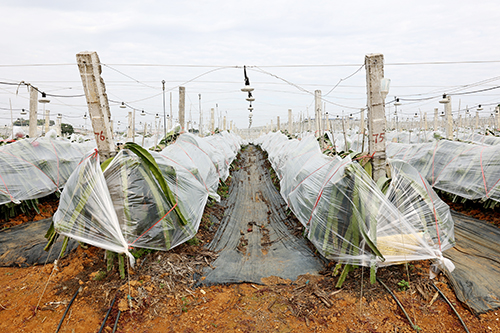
246,96,255,102
57,113,62,119
394,97,402,106
38,92,50,104
120,102,126,109
414,112,418,118
20,109,27,116
439,94,449,104
83,113,88,120
477,104,483,111
141,110,146,116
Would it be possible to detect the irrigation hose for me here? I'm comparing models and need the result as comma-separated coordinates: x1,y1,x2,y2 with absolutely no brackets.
112,310,121,333
431,282,470,333
55,286,82,333
377,278,419,332
98,293,118,333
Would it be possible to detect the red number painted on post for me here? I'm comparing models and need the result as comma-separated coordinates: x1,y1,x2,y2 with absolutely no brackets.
372,133,385,144
94,131,106,141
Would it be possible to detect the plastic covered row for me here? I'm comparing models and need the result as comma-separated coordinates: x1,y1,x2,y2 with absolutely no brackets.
53,131,242,264
256,132,455,271
0,137,94,205
387,140,500,203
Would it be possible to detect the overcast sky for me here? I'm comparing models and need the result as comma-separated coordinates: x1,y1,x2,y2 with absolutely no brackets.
1,0,499,131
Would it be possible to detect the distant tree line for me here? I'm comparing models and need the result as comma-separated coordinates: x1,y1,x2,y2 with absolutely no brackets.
13,118,74,135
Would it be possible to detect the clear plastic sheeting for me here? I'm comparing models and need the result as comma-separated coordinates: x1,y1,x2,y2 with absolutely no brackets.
387,140,500,202
54,151,134,262
0,138,92,205
53,131,242,260
256,132,455,270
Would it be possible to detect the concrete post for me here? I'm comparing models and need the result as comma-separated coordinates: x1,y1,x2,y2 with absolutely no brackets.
169,92,173,129
288,109,292,134
496,106,500,130
475,111,479,130
142,123,147,147
127,111,133,140
365,54,387,181
132,109,136,143
223,116,227,131
29,86,38,138
178,86,185,131
277,116,280,131
44,110,50,134
314,90,322,137
154,117,158,148
210,108,215,133
434,108,438,132
443,96,453,140
76,51,116,160
56,116,62,137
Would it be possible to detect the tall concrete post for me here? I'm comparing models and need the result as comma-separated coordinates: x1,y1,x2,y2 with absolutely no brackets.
441,96,453,140
56,115,62,137
127,111,133,140
178,86,185,131
475,111,479,130
496,106,500,130
314,90,322,137
277,116,280,131
44,110,50,134
223,116,227,131
76,51,116,160
142,123,147,147
210,108,215,133
365,54,387,181
288,109,292,134
29,86,38,138
434,108,438,131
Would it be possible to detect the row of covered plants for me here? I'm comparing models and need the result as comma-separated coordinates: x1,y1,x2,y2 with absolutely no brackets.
256,132,455,286
46,131,243,268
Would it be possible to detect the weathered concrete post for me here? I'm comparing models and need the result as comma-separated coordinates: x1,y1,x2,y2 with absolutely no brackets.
210,108,215,133
288,109,292,134
29,86,38,138
44,110,50,134
223,116,227,131
314,90,322,138
440,95,453,140
433,108,438,132
178,87,185,132
76,51,116,160
56,114,62,137
496,105,500,130
365,54,387,181
142,123,147,147
277,116,280,131
475,111,479,130
127,111,133,141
